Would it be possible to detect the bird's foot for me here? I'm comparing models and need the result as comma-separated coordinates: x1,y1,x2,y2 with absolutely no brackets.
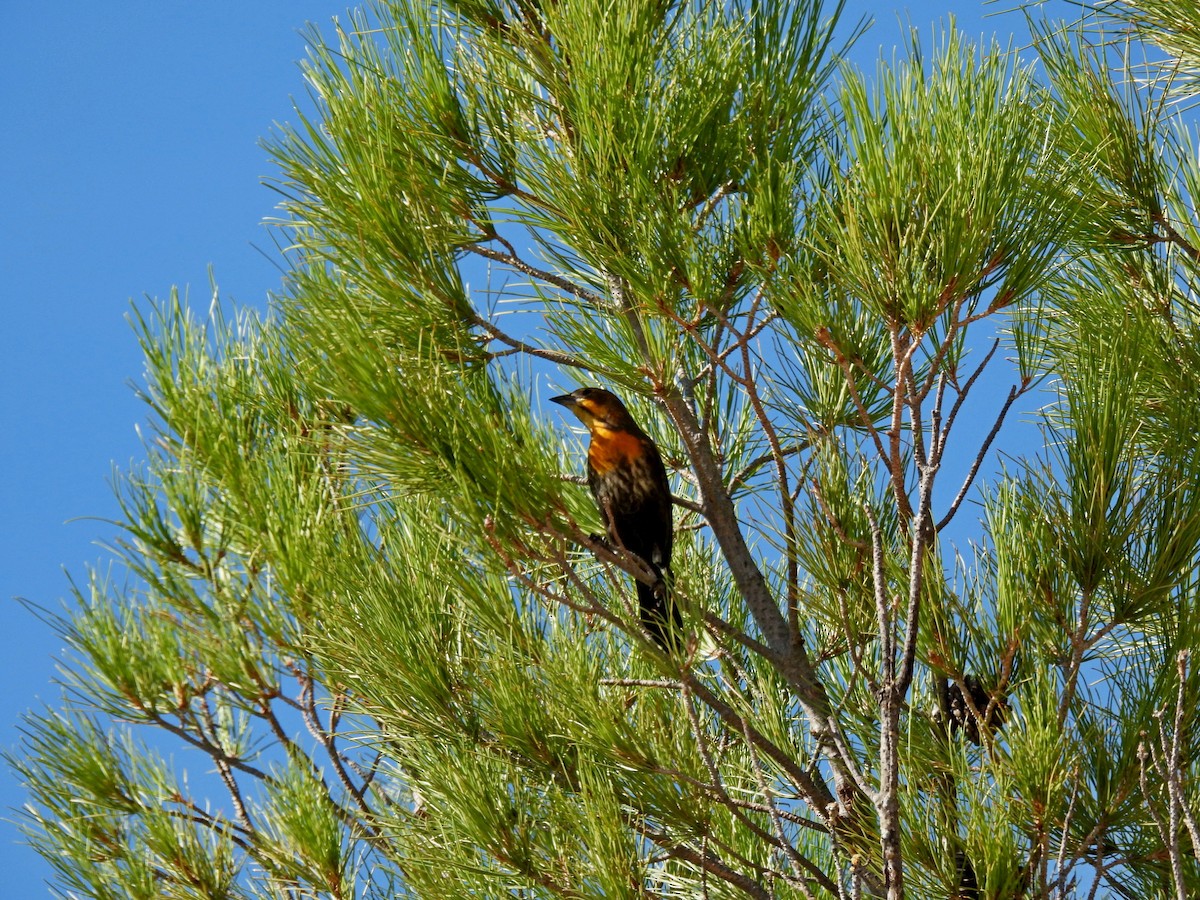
588,533,614,552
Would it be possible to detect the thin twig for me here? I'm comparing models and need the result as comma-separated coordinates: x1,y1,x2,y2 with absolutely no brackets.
727,442,811,495
816,327,890,465
886,327,913,525
145,710,270,781
701,609,778,661
937,338,1001,447
682,673,835,821
464,244,604,305
1138,737,1179,898
936,382,1022,532
813,478,869,551
1160,651,1191,900
638,821,773,900
681,686,813,882
164,802,254,851
295,674,380,828
1175,651,1200,868
1058,587,1095,727
897,460,935,696
865,501,893,685
740,715,820,898
1055,769,1082,898
1155,213,1200,262
468,310,591,369
692,179,739,232
929,369,948,462
598,677,683,689
733,306,801,647
197,695,255,832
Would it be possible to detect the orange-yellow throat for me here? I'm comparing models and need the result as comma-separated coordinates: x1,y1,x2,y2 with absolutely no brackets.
587,423,647,476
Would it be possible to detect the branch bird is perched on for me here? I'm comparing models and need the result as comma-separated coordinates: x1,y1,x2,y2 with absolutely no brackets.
550,387,680,651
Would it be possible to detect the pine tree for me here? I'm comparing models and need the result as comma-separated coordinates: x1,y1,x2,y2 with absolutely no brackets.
12,1,1200,897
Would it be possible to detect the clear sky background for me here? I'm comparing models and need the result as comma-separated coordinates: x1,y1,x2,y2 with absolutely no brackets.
2,3,1036,894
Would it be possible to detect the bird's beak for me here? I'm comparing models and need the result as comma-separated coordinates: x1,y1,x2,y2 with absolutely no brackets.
551,393,593,428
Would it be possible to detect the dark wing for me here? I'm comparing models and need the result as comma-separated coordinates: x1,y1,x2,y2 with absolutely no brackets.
586,435,672,571
585,430,679,650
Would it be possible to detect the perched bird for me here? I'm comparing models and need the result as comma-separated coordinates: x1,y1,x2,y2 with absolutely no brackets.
550,387,680,650
944,674,1009,745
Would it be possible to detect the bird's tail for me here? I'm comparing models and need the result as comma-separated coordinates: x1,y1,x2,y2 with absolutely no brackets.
637,566,681,652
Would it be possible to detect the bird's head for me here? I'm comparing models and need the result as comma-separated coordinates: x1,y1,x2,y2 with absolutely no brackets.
550,387,639,432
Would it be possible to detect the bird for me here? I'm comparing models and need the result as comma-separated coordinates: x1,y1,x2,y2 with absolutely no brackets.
943,674,1009,745
550,387,680,651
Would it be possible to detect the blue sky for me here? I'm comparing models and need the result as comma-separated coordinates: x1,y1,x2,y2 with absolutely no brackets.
2,2,1035,893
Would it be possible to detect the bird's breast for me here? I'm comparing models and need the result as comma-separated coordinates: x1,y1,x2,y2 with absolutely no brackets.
587,427,649,477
